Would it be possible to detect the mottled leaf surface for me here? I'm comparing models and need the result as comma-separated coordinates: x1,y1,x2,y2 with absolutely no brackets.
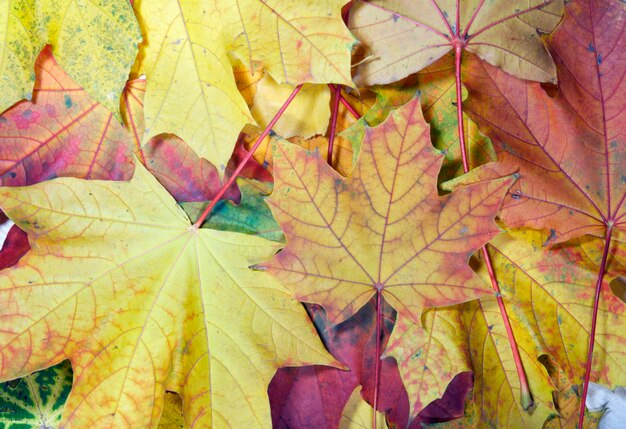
385,307,470,418
0,361,72,429
488,230,626,390
0,0,140,114
0,47,134,186
269,300,412,429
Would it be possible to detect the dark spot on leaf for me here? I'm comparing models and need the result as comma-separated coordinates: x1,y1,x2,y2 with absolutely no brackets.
488,324,494,331
587,42,595,52
543,229,557,246
392,13,399,22
8,172,16,178
597,54,603,65
22,109,32,119
64,94,73,108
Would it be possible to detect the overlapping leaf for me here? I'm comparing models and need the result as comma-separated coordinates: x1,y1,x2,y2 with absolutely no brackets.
461,0,626,244
0,360,72,429
460,296,555,428
0,47,134,186
0,0,140,114
133,0,355,171
340,387,387,429
487,230,626,390
269,300,410,428
0,162,335,428
349,0,563,85
251,77,331,139
415,53,495,182
264,95,514,327
384,307,470,419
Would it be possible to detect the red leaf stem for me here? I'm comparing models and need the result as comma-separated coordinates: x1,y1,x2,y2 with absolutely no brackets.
578,224,614,428
372,289,383,429
193,84,303,227
453,40,531,407
328,84,362,120
327,84,342,165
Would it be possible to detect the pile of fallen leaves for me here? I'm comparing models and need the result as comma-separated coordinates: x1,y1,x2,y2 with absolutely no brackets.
0,0,624,428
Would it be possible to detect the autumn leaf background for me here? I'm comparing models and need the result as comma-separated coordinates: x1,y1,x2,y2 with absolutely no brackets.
0,0,624,428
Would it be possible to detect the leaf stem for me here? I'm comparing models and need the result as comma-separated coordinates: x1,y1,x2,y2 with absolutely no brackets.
454,43,532,408
454,45,469,172
578,224,614,428
327,84,342,165
192,84,303,227
328,84,362,120
372,289,383,429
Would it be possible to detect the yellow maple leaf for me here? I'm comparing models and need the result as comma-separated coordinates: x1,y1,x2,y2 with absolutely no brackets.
0,0,141,114
133,0,355,173
0,162,335,428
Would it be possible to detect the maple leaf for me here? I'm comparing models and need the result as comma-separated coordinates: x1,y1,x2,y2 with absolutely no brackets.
384,307,470,418
181,179,284,243
460,295,555,428
0,0,140,114
414,53,496,182
0,360,72,428
486,230,626,393
541,356,602,429
0,47,134,186
120,79,270,204
0,224,28,271
461,0,626,245
348,0,563,85
264,95,514,326
133,0,355,172
142,135,240,203
0,162,336,428
269,300,413,428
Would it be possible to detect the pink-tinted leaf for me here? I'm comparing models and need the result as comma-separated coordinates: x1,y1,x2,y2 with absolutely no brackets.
0,47,134,186
270,300,411,428
269,300,470,428
461,0,626,244
143,135,240,203
0,225,29,271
